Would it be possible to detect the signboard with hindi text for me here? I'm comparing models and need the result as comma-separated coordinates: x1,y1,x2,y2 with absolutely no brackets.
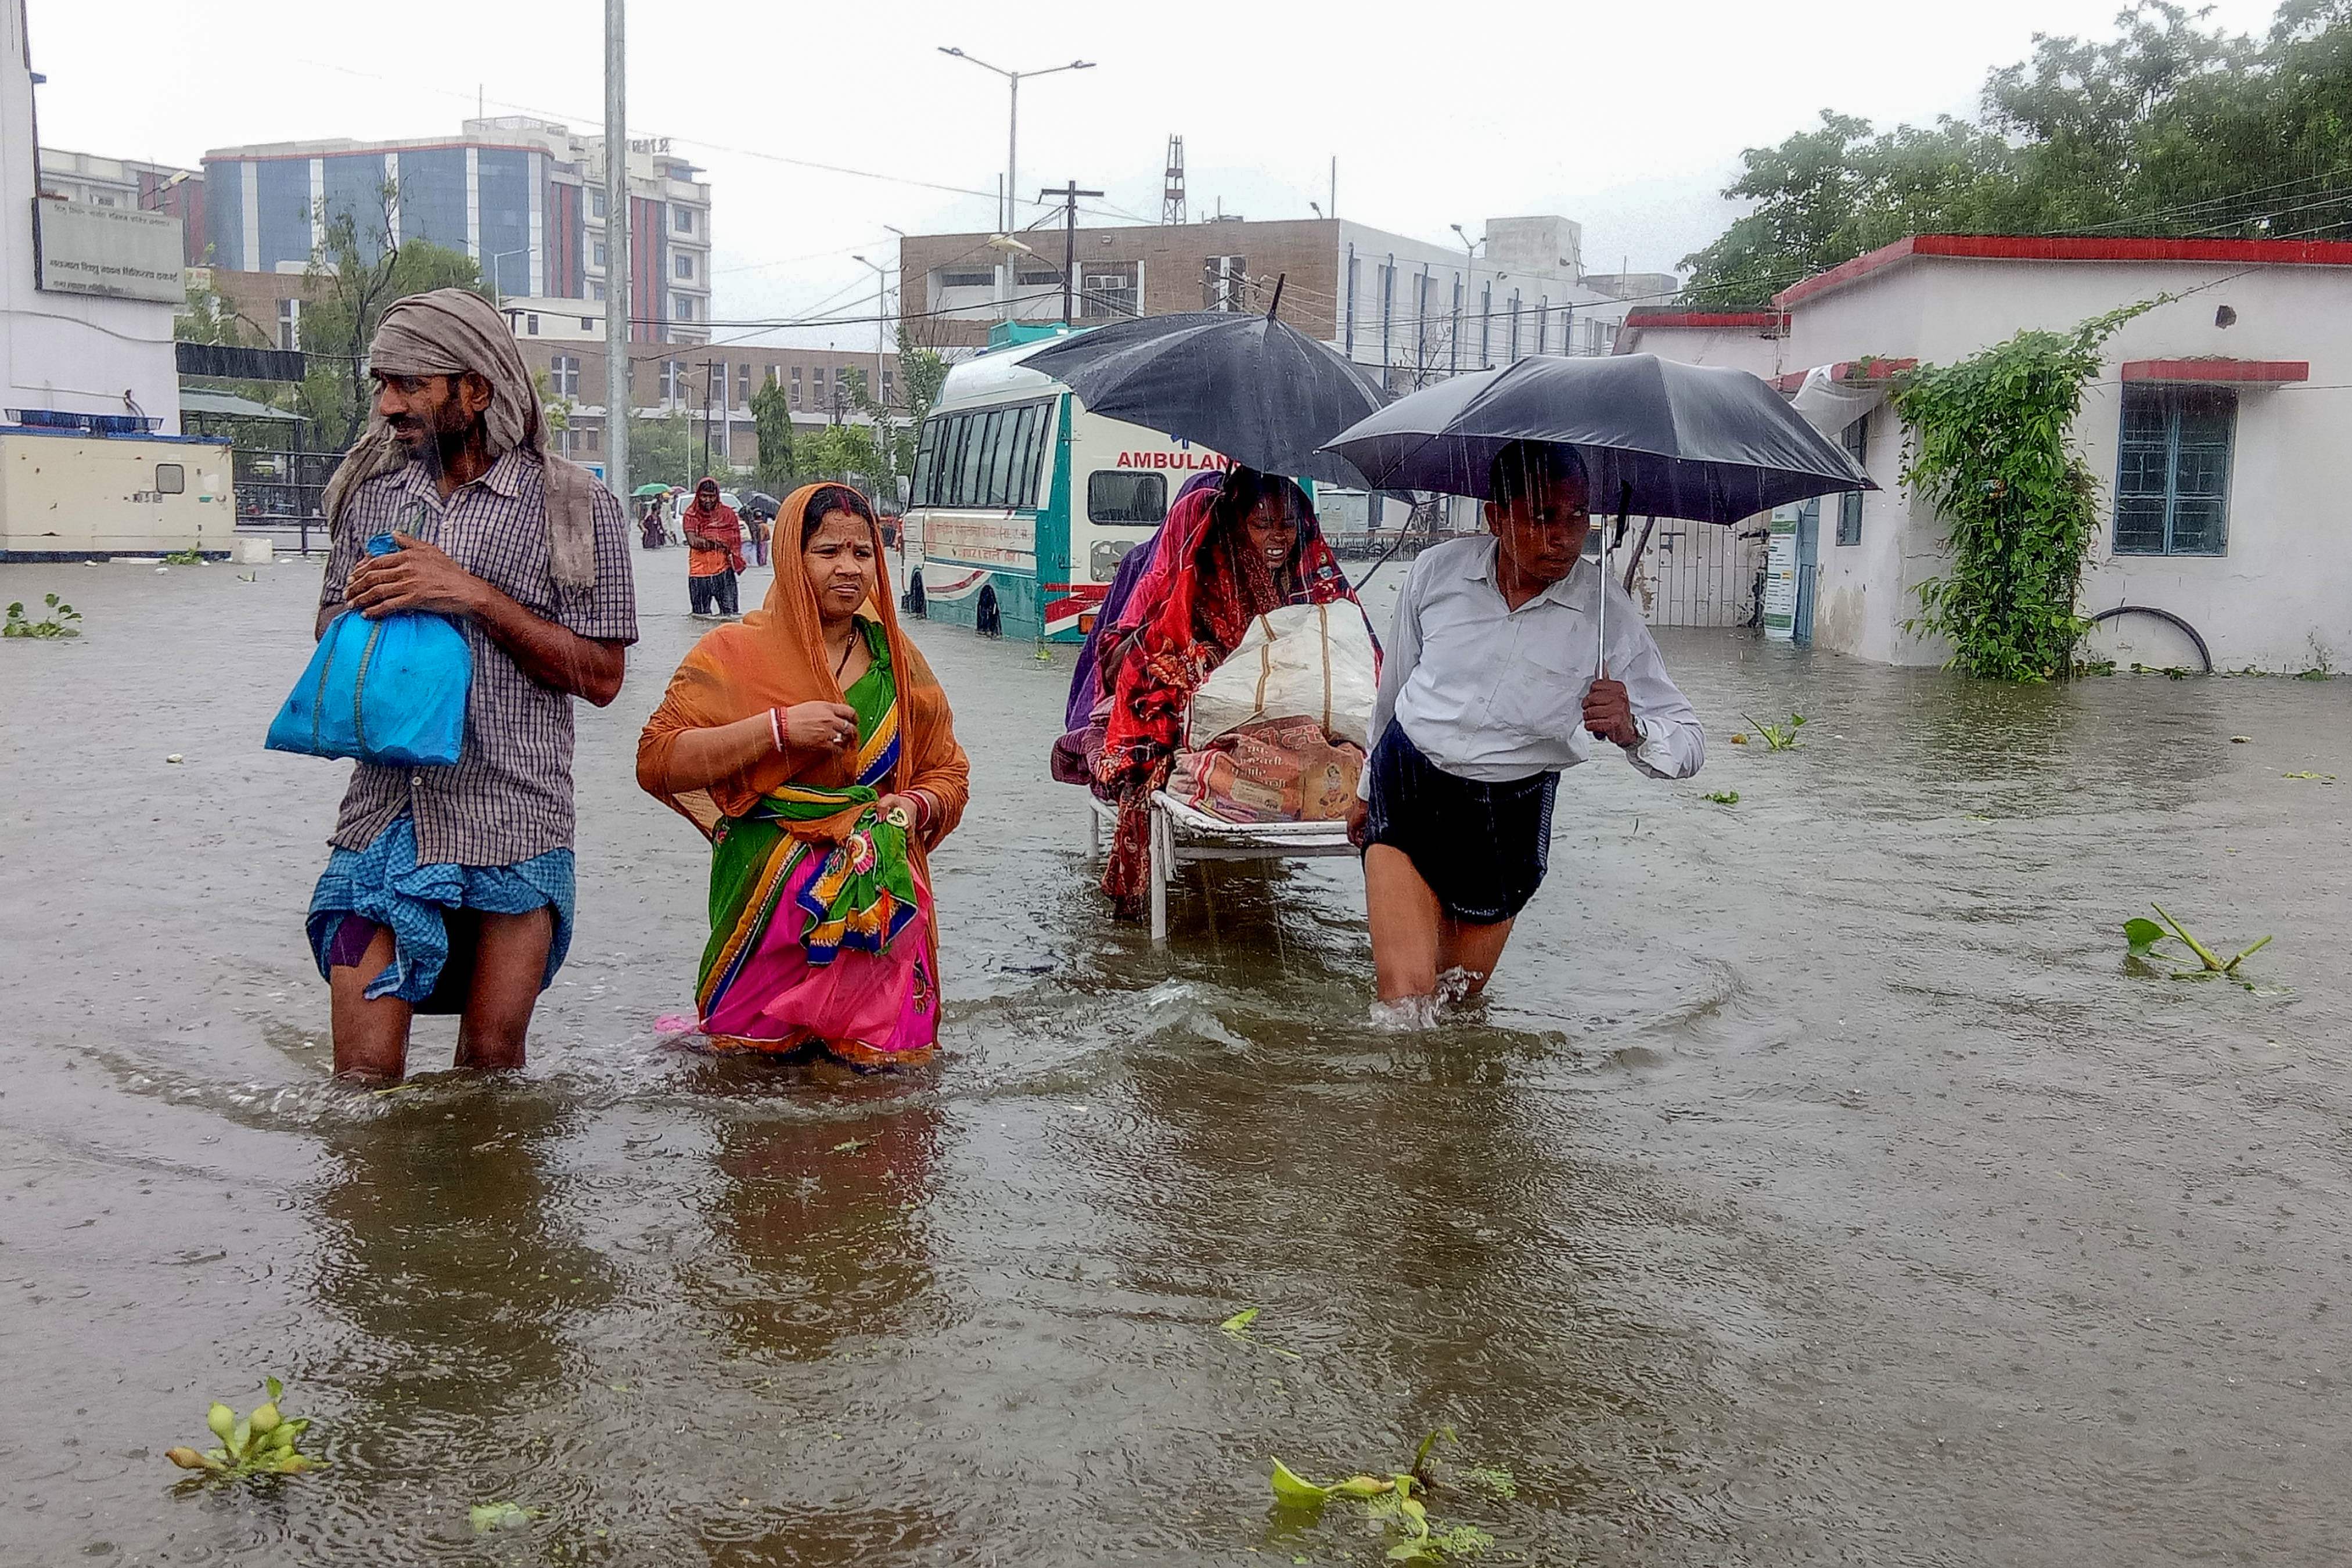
34,198,184,304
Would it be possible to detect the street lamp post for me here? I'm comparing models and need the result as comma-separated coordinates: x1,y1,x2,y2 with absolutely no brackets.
488,247,530,311
852,252,893,496
139,169,191,212
937,47,1094,320
1450,225,1484,376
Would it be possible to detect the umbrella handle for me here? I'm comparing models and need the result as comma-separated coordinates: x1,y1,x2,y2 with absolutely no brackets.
1601,479,1631,681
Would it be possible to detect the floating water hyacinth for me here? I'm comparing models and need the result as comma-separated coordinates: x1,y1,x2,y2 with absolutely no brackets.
1267,1429,1499,1562
1742,711,1806,751
164,1377,324,1479
2124,903,2272,983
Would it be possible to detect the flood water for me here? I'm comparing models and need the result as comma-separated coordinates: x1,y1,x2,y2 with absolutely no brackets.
3,548,2349,1566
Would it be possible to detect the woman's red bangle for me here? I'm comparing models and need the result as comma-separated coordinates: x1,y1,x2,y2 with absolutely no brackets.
769,706,786,755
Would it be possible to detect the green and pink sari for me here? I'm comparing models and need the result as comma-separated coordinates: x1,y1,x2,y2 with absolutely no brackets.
696,623,941,1066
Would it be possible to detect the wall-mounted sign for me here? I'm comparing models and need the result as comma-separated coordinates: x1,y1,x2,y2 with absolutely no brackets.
35,197,184,304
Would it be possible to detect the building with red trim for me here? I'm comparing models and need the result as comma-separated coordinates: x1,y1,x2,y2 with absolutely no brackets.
1623,236,2350,671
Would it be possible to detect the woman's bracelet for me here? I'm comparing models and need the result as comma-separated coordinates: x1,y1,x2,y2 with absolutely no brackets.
768,706,786,756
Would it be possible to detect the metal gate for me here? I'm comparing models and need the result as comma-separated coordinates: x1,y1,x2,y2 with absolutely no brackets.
1638,519,1768,628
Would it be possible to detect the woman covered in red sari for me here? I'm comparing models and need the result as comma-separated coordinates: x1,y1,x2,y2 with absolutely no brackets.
1094,467,1362,910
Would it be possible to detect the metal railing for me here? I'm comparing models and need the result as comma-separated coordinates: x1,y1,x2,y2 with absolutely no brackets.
232,448,337,554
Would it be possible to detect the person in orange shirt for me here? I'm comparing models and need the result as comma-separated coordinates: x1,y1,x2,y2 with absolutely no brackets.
682,476,746,616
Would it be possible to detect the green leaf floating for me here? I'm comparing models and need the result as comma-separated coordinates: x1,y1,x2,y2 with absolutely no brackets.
470,1501,540,1534
1269,1458,1333,1506
2123,918,2164,958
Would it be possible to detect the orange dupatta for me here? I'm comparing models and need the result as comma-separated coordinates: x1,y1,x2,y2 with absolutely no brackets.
635,483,970,857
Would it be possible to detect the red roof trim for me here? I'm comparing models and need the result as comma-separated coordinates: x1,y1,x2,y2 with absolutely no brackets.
1774,357,1918,393
1621,309,1787,331
1774,233,2352,308
2121,358,2309,384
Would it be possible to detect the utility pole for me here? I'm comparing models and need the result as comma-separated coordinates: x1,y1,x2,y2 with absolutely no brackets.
699,359,720,477
602,0,630,500
1041,182,1102,325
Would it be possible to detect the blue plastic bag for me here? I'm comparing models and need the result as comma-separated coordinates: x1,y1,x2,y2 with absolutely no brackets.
265,534,473,767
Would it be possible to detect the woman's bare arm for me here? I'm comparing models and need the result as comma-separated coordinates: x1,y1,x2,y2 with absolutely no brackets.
655,703,859,793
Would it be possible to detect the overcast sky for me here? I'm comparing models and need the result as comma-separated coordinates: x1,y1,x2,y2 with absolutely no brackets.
29,0,2286,351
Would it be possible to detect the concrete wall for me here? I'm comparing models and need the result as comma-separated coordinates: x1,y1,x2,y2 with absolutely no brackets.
3,1,181,433
0,431,235,556
1785,257,2352,671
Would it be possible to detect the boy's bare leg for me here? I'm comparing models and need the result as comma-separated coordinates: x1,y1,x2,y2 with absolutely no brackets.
1365,844,1450,1003
453,907,556,1071
330,923,413,1083
1437,916,1517,996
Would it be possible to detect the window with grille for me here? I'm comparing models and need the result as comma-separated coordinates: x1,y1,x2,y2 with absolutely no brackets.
2115,385,2234,555
938,269,994,289
277,298,301,353
674,254,693,279
736,365,751,407
1836,415,1867,545
1204,254,1246,311
590,188,606,218
791,366,802,407
661,361,682,403
1081,262,1137,318
673,206,695,234
551,355,580,400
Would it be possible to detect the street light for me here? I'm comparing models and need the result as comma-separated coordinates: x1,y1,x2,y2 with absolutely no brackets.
851,252,901,498
938,46,1095,318
139,169,191,212
488,247,530,310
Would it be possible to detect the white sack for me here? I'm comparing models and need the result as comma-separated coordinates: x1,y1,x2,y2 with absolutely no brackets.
1187,601,1378,751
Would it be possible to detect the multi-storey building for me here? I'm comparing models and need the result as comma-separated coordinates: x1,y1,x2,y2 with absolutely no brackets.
35,149,206,262
201,116,710,344
898,212,1629,384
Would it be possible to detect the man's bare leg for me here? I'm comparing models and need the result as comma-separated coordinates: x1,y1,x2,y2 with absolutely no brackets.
1365,844,1449,1002
453,907,556,1071
1437,916,1517,997
330,923,414,1083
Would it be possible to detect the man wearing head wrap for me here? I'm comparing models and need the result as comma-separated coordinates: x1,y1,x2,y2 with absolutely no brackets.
303,287,639,1083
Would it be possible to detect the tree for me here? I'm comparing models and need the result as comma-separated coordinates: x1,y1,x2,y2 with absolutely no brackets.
1679,1,2352,306
750,376,797,496
292,181,492,449
628,410,698,492
794,424,887,495
176,274,266,347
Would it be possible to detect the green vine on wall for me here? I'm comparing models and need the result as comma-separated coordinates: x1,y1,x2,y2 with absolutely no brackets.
1889,299,2164,682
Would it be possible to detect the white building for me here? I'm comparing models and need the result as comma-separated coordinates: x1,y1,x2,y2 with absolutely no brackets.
1775,236,2352,672
1615,240,2352,672
2,0,182,433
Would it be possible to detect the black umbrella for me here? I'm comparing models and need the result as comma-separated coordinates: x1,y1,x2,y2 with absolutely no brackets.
1318,353,1872,519
740,490,780,521
1018,304,1387,488
1322,353,1876,678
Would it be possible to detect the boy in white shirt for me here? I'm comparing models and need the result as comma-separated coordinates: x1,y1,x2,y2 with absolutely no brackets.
1347,441,1705,1004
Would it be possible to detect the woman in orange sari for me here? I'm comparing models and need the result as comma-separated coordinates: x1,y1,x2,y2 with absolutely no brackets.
638,484,970,1067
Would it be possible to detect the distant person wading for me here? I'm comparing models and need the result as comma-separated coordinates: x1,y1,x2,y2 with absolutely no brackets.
684,477,746,617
